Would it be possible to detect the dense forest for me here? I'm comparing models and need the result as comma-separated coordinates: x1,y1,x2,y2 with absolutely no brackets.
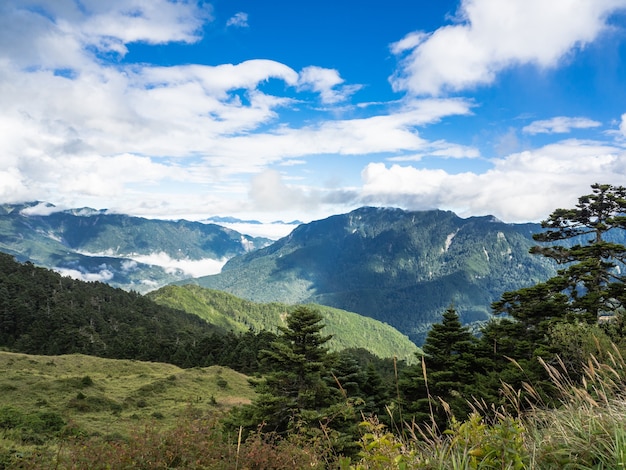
146,284,421,362
1,183,626,469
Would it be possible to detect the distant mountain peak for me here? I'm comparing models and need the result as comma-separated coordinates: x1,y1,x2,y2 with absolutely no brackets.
64,207,108,217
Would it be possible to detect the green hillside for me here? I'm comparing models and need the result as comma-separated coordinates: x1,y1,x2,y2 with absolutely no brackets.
147,284,422,362
0,251,221,364
0,351,254,462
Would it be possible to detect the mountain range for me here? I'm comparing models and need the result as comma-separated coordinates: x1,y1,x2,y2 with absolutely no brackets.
5,201,618,344
0,202,271,293
181,207,560,343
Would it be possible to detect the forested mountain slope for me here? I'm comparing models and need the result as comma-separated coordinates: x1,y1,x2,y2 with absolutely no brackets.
0,253,417,364
147,284,421,362
183,207,558,343
0,252,215,363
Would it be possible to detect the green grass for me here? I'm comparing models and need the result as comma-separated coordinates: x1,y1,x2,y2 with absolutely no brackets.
6,344,626,468
0,350,254,462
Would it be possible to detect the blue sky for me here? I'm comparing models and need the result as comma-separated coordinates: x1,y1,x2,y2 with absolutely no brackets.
2,0,626,228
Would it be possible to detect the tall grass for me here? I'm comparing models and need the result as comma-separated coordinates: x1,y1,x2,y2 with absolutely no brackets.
15,411,328,469
349,342,626,469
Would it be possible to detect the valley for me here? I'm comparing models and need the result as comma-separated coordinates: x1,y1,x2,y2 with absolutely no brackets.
0,202,574,343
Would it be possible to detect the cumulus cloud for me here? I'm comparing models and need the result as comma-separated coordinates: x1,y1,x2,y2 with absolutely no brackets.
2,0,623,226
359,139,626,222
0,0,210,69
227,12,249,28
390,0,626,96
0,0,482,222
523,116,602,134
136,60,299,97
298,66,362,104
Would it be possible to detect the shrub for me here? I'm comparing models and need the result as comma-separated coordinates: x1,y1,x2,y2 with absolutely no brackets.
216,376,229,389
80,376,94,387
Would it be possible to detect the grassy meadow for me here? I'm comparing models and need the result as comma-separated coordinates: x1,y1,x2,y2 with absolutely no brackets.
0,351,255,466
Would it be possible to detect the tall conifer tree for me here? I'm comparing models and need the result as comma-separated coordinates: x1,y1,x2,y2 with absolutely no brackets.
400,307,476,425
493,183,626,324
227,306,339,434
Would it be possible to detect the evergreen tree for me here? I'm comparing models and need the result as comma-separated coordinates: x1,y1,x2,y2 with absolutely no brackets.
494,183,626,324
360,362,391,417
227,306,340,434
399,307,476,425
329,353,366,398
477,184,626,405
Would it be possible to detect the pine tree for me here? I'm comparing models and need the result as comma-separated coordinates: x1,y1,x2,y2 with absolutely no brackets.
226,306,339,434
494,183,626,324
400,307,476,424
477,184,626,405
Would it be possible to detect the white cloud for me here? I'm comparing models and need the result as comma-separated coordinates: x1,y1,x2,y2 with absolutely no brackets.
214,221,297,240
19,202,62,216
204,99,472,163
1,0,623,227
128,252,228,277
75,249,228,277
0,0,483,222
388,141,480,161
298,66,361,104
56,266,114,283
359,139,626,222
121,259,138,272
0,168,30,202
390,0,626,96
136,60,299,97
226,12,249,28
0,0,210,68
248,170,311,211
619,113,626,136
523,116,602,134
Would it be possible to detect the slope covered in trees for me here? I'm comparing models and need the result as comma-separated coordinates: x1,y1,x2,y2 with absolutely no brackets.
0,252,417,371
397,183,626,423
0,252,215,363
147,284,420,362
